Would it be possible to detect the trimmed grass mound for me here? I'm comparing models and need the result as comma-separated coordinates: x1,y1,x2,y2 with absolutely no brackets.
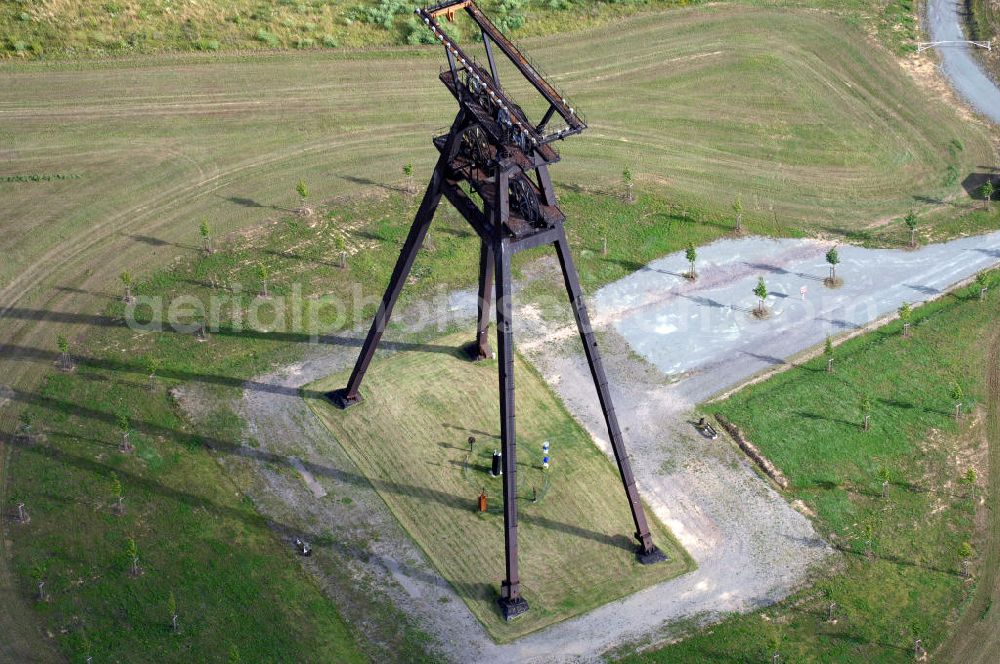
307,332,692,642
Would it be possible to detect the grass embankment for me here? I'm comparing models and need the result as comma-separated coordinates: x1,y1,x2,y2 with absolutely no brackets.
0,0,927,60
0,6,994,287
307,332,692,642
968,0,1000,81
628,271,1000,662
0,0,694,58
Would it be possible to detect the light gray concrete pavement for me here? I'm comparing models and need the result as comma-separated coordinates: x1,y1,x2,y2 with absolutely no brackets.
594,232,1000,401
927,0,1000,124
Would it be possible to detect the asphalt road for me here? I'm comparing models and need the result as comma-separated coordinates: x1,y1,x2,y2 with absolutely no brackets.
927,0,1000,124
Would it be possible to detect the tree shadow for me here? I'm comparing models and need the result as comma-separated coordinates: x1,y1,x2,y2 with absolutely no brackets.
556,181,619,198
0,336,455,400
816,317,862,330
436,227,474,239
124,233,199,252
913,194,948,206
262,247,338,268
599,256,684,278
337,174,408,195
221,195,293,213
792,410,859,428
889,480,961,499
743,262,790,275
741,351,786,366
54,286,115,300
825,630,912,654
904,283,941,296
8,388,631,553
832,542,960,577
677,293,727,309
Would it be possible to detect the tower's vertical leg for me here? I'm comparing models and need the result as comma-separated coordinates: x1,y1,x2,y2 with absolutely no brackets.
472,240,494,360
552,226,667,564
328,113,468,408
495,235,528,620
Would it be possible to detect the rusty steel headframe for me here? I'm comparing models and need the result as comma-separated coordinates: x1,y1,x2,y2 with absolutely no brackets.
328,1,666,622
418,0,586,145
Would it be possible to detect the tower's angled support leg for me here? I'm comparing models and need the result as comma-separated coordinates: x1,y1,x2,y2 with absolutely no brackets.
552,226,667,564
326,171,442,408
328,112,468,408
494,236,529,620
471,240,495,360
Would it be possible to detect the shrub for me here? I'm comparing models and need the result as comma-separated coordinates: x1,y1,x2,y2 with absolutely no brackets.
321,34,338,48
407,17,436,45
496,0,526,31
351,0,413,30
255,29,279,47
944,164,959,187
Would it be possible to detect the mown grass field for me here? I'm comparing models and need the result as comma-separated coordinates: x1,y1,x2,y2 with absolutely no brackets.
1,6,993,301
1,3,998,661
628,271,1000,662
307,331,692,641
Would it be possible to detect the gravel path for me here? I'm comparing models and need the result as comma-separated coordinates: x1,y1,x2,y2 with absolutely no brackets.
926,0,1000,124
227,233,1000,662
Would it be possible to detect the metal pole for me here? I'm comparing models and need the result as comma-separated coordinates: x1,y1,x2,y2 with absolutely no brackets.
474,240,495,360
552,226,666,563
495,236,527,619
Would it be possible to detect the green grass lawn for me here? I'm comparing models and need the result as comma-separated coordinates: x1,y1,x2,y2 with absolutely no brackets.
307,331,692,641
629,271,1000,662
0,6,993,297
7,372,368,663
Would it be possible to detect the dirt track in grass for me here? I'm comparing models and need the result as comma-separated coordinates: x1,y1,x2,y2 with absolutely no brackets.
941,327,1000,663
